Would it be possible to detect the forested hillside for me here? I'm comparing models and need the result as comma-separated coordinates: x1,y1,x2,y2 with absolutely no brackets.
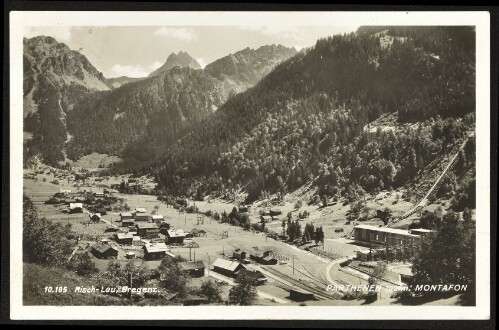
23,36,113,166
23,37,298,166
150,26,475,206
66,66,224,160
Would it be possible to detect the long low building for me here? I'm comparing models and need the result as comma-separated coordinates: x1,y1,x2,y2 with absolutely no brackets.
353,224,431,261
212,258,245,278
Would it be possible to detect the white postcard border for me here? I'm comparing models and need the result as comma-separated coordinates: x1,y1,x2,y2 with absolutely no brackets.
9,10,491,320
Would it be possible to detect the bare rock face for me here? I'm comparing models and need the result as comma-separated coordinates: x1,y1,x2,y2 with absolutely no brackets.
148,51,202,77
204,44,298,98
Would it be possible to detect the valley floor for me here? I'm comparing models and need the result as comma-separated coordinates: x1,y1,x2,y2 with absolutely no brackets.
21,168,471,307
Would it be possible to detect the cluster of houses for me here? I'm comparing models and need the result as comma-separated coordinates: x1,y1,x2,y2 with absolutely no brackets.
88,207,210,262
44,188,118,215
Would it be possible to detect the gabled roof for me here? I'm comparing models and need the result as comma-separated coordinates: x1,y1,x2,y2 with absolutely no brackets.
69,203,83,209
143,243,170,253
152,215,164,220
116,233,134,240
120,212,133,217
92,243,118,254
167,230,186,238
134,208,147,213
212,258,243,272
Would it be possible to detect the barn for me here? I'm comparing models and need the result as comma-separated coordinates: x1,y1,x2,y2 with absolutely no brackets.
165,230,186,244
143,243,174,260
115,233,134,245
212,258,245,278
136,222,159,238
119,212,133,221
135,213,152,222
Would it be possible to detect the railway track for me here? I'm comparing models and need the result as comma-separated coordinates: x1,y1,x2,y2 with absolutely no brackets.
263,266,342,300
389,133,472,227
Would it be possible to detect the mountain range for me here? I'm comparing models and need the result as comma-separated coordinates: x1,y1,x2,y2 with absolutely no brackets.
23,37,298,165
23,27,476,210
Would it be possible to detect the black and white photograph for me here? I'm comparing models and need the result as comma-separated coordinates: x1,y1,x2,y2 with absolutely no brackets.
7,10,492,321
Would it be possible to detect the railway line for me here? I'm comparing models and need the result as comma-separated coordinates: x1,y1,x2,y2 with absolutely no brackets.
262,266,342,300
389,132,473,227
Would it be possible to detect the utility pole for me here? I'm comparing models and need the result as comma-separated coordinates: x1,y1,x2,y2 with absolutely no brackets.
207,254,210,277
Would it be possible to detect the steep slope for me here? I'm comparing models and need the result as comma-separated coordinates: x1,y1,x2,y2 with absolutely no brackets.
63,45,297,163
150,26,475,204
148,51,201,77
204,44,297,98
66,66,224,160
107,76,145,88
23,36,113,165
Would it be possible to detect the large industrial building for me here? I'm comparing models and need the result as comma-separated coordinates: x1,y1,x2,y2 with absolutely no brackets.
353,225,432,261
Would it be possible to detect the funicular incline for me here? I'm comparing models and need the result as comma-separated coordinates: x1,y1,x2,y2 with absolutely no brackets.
387,132,473,227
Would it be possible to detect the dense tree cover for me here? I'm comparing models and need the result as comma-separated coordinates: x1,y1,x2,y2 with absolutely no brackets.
66,67,224,160
23,36,112,166
23,194,74,266
198,279,223,303
410,210,475,304
150,27,475,202
229,274,258,305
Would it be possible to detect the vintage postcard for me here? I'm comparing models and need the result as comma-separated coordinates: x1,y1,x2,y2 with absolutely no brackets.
9,10,491,320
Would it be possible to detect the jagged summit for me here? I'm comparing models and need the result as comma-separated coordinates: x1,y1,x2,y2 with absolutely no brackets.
148,51,201,77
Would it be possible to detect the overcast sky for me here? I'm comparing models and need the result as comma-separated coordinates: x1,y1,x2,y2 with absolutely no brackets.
24,25,358,78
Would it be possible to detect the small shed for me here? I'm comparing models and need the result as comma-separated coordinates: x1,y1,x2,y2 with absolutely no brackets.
89,213,102,223
232,249,247,261
179,261,206,278
69,203,83,213
151,215,165,224
250,250,277,265
191,228,207,237
269,208,282,217
289,289,315,302
126,252,136,259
